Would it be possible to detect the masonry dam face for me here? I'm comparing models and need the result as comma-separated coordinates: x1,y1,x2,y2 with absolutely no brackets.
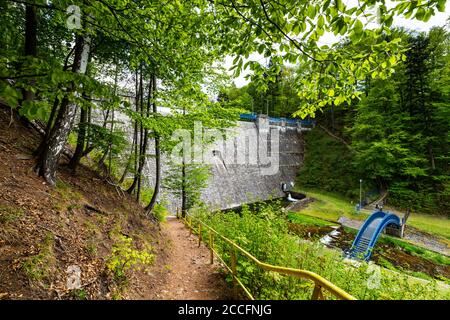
142,115,307,213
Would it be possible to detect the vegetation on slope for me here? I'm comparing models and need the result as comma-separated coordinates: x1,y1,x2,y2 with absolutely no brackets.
193,202,449,300
0,108,158,299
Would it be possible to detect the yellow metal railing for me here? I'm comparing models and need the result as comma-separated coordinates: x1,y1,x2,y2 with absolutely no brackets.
177,210,356,301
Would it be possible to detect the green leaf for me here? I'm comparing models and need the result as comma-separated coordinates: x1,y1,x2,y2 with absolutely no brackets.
389,55,397,65
353,19,363,35
318,15,325,29
327,88,335,97
0,85,22,108
306,4,316,19
437,0,446,12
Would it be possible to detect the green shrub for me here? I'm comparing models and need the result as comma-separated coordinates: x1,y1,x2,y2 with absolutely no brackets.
106,235,154,282
152,203,168,222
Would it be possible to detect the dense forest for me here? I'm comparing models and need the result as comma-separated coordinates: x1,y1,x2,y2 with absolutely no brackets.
220,26,450,215
0,0,449,302
1,0,447,215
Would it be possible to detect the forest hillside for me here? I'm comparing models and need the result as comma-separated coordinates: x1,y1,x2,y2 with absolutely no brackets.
0,105,162,299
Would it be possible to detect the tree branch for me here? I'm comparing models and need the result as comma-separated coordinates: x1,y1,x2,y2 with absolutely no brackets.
258,0,325,63
0,73,47,80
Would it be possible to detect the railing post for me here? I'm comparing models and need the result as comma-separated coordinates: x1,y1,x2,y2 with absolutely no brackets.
209,231,214,264
189,217,192,236
198,223,202,247
311,284,325,300
230,248,238,299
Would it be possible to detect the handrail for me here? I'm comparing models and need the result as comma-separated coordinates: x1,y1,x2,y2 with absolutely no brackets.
180,212,356,300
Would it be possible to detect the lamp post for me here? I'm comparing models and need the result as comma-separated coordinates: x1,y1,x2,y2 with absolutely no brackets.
359,179,363,212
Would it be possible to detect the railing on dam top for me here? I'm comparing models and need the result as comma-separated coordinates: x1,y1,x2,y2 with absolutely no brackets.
239,113,316,127
178,210,356,301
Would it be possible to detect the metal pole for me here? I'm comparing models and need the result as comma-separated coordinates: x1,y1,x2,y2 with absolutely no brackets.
209,231,214,264
198,224,202,247
189,217,192,236
359,179,362,211
230,248,238,299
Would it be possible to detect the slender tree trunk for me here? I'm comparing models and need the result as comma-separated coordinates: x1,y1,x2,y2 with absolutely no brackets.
181,106,187,218
22,5,38,103
136,65,145,201
181,161,187,218
81,105,93,156
108,109,115,175
36,35,91,186
119,127,136,184
97,148,109,174
107,62,119,176
68,102,87,171
118,150,132,184
127,69,141,194
146,75,160,213
96,112,111,172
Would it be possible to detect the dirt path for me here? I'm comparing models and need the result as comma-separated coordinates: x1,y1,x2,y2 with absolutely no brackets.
131,217,232,300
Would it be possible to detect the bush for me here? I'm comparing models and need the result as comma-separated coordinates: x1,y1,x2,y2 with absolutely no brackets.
152,203,168,222
106,235,154,282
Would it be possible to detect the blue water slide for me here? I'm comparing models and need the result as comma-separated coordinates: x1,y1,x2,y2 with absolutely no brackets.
348,210,401,261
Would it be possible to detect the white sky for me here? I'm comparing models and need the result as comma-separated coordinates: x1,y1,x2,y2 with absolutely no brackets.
228,1,450,88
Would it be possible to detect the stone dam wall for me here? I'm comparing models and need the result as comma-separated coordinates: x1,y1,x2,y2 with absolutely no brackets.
144,116,306,212
94,112,306,213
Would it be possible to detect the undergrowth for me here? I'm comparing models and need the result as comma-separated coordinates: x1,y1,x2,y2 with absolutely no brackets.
192,203,448,300
22,232,56,283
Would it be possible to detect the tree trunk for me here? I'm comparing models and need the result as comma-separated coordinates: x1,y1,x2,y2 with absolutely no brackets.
33,96,60,157
136,65,145,201
36,35,91,186
126,69,141,194
107,63,119,176
68,101,88,171
96,106,112,172
181,161,187,218
81,105,93,156
108,109,115,175
146,75,160,213
119,135,135,184
22,5,38,102
181,106,187,218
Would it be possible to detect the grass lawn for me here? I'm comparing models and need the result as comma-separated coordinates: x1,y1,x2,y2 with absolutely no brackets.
407,214,450,241
294,189,370,222
287,212,338,227
382,236,450,266
296,188,450,241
